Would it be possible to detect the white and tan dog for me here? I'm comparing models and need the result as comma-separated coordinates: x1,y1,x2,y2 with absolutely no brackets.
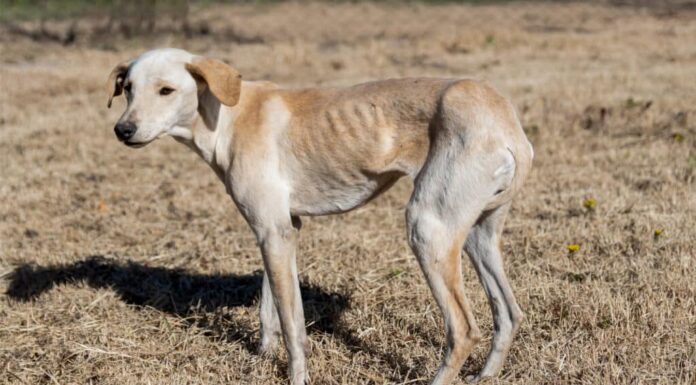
107,48,533,385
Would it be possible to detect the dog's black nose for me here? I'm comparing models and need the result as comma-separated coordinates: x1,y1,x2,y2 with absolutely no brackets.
114,121,137,141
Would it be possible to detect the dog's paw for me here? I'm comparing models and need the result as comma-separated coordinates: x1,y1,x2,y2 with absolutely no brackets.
257,338,279,357
290,370,309,385
465,374,489,384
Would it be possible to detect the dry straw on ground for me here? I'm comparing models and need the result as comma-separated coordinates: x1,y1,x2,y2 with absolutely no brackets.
1,2,695,384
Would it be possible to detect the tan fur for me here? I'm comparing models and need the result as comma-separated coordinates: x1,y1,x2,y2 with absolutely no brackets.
186,58,242,107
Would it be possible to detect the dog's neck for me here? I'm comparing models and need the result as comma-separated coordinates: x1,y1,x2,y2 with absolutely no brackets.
174,87,238,180
198,88,222,131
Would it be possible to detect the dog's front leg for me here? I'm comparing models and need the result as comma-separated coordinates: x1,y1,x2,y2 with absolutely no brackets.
259,270,281,354
252,218,308,384
259,215,303,355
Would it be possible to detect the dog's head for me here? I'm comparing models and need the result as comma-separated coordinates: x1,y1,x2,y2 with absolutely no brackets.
107,48,241,147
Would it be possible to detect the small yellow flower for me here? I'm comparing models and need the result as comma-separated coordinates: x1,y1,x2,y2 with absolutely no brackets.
654,229,663,237
583,198,597,210
97,200,108,213
567,244,580,253
673,133,684,143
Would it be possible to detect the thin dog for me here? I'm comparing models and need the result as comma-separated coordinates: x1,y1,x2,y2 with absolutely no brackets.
107,48,533,385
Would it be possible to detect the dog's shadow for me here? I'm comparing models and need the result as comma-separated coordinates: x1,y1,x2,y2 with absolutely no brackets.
4,255,348,352
5,255,439,382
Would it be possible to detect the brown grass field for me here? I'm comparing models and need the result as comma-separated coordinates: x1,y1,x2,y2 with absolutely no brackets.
1,1,695,384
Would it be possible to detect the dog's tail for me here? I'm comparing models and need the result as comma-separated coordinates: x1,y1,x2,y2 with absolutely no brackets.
487,113,533,210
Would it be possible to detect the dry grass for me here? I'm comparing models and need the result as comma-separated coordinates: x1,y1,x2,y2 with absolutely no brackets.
1,2,695,384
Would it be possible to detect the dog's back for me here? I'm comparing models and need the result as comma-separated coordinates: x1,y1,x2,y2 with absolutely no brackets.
236,78,532,215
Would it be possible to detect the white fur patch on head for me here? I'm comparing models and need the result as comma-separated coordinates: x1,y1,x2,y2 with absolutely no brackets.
115,48,200,146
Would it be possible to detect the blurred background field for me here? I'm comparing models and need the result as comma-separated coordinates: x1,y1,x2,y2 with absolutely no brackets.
0,1,694,384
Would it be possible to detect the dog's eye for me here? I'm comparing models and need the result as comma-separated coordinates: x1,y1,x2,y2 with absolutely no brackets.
123,83,132,93
159,87,175,96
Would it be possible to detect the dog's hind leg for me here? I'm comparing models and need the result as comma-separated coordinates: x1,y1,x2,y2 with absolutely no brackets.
406,206,481,385
407,80,526,384
406,144,506,384
463,203,524,383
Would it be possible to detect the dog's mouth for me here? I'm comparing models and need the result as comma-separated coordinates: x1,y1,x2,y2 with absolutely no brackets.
121,130,168,148
124,140,150,148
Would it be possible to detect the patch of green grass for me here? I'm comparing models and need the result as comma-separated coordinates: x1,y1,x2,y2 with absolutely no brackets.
387,268,405,279
0,0,544,22
0,0,112,21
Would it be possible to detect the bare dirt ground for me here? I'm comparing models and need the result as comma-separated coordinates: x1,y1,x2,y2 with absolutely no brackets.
1,2,695,384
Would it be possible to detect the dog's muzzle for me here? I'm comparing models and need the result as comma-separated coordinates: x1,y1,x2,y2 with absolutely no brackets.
114,121,137,142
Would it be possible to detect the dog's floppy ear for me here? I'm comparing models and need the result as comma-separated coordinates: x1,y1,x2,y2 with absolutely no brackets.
185,57,242,107
107,60,132,108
